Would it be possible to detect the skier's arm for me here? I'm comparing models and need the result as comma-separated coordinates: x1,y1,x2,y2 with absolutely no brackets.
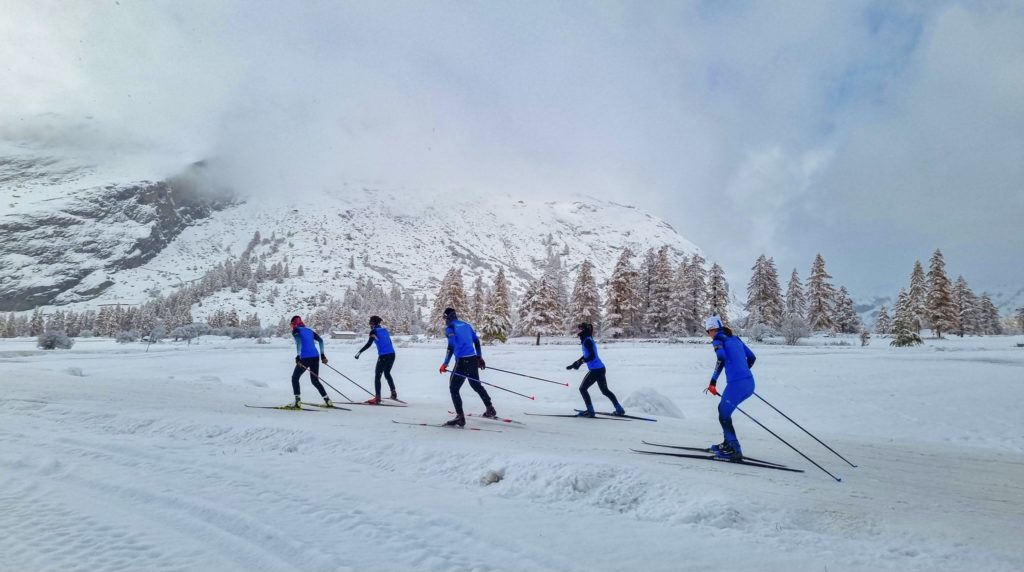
293,332,302,356
711,341,726,382
744,342,756,368
443,327,455,366
582,338,596,362
313,332,325,355
358,333,374,354
472,330,482,359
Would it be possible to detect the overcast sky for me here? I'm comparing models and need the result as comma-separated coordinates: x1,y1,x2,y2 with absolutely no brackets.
2,0,1022,298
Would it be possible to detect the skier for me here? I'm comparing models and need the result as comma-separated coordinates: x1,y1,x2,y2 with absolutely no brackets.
354,315,398,404
439,307,496,427
566,322,625,417
289,315,332,409
703,316,756,460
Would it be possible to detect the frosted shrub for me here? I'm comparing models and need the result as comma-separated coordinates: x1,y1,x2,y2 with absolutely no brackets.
779,314,810,346
37,330,74,350
116,330,139,344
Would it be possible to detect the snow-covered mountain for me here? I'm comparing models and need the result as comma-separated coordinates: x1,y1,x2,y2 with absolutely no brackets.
0,144,702,320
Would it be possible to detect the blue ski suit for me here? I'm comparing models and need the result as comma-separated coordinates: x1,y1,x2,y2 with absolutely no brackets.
443,319,491,416
710,330,756,447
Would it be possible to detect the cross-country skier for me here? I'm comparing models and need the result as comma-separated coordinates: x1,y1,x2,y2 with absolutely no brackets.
354,315,398,404
703,316,756,460
289,315,332,409
566,322,625,417
439,308,495,427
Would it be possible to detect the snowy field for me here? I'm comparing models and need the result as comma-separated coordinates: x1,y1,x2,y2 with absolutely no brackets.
2,334,1023,572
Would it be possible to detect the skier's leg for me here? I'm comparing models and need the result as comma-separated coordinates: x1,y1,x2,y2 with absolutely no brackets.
374,357,385,400
290,363,304,397
382,354,397,394
462,357,492,407
593,368,622,409
449,371,467,416
719,377,754,447
579,370,597,412
306,358,327,397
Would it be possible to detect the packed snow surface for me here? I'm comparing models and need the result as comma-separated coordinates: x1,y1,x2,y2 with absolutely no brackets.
2,335,1023,571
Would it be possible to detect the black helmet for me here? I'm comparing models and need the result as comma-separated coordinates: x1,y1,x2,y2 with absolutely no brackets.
369,315,382,326
577,322,594,337
443,307,458,322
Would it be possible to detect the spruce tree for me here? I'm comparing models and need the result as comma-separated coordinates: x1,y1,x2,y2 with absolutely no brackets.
542,252,570,330
952,275,980,336
925,249,956,338
978,294,1003,335
683,254,709,334
832,286,861,334
807,254,835,332
481,268,513,344
708,263,730,324
518,276,559,343
1016,307,1024,334
785,269,807,320
469,275,487,325
908,260,927,332
604,249,638,338
891,289,923,346
874,305,892,335
644,246,674,336
567,260,601,332
745,255,785,329
669,257,691,335
430,267,467,334
29,308,44,336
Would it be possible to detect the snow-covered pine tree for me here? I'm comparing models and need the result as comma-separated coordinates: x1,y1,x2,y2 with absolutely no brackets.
567,260,601,333
925,249,956,338
891,289,923,347
977,294,1003,335
3,312,16,337
669,256,691,335
517,276,559,344
832,286,861,334
874,305,892,335
633,248,658,335
644,246,674,336
908,260,927,333
745,254,785,329
708,262,730,325
542,252,570,330
604,249,638,338
785,268,806,320
430,267,467,334
469,275,487,325
683,254,709,334
1016,307,1024,334
952,276,978,336
807,253,836,332
29,308,44,336
481,268,513,344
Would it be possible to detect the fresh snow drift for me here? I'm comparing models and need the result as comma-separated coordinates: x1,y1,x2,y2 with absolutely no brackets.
2,335,1023,571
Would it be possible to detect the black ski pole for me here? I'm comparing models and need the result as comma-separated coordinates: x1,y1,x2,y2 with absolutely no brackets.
486,366,570,387
719,394,843,482
754,392,857,468
298,362,352,402
447,371,535,400
322,362,375,397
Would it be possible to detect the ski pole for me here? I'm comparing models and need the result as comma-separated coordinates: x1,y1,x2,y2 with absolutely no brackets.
449,371,535,400
486,366,570,387
322,362,375,397
718,394,842,482
297,362,352,402
753,392,857,468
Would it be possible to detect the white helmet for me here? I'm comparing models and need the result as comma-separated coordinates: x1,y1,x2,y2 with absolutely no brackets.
705,316,724,331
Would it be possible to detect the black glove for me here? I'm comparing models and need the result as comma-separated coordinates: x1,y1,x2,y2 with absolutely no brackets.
478,357,486,370
747,356,756,368
295,356,301,365
321,354,329,365
567,359,583,370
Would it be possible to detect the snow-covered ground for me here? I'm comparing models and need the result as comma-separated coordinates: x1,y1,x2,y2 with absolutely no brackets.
2,334,1023,572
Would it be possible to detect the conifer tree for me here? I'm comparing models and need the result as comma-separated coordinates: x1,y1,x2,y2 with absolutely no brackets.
605,249,638,338
481,268,513,344
669,257,691,335
29,308,44,336
517,276,559,343
469,275,487,325
908,260,927,332
978,294,1003,335
644,246,674,335
832,286,861,334
891,289,923,346
874,305,892,335
785,268,807,320
925,249,956,338
745,255,785,329
430,267,467,334
807,254,836,332
3,313,16,337
708,263,730,324
951,276,977,337
542,253,570,330
683,254,709,334
633,248,658,335
567,260,601,332
1016,307,1024,334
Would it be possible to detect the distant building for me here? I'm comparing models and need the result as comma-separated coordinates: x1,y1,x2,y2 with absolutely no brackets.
330,330,357,340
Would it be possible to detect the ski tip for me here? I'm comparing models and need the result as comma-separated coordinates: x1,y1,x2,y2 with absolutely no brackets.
530,396,536,400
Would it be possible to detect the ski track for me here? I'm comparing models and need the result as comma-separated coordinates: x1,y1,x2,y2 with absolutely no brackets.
2,338,1024,571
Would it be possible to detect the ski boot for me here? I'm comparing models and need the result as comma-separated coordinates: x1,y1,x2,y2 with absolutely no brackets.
444,415,466,427
365,396,381,405
285,395,302,409
390,392,399,401
482,404,498,419
576,409,596,418
323,397,333,408
711,441,743,461
613,404,626,416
